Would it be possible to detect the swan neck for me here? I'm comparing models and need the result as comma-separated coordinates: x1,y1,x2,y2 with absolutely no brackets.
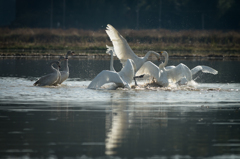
64,59,69,72
51,63,57,71
110,52,115,72
143,51,153,61
65,53,69,59
144,51,159,61
162,53,168,67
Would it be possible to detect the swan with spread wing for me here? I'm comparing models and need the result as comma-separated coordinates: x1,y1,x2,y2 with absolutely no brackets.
105,24,160,72
137,51,218,86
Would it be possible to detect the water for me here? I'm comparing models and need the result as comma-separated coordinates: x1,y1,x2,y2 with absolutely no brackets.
0,57,240,159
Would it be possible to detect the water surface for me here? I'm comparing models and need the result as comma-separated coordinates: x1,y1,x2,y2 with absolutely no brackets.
0,58,240,159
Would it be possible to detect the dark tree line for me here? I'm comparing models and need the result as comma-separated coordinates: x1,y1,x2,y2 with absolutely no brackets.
11,0,240,30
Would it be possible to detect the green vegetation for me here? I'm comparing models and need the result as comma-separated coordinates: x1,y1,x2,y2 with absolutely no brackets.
0,28,240,56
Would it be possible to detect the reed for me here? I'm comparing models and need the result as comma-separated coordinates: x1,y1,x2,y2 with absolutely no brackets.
0,28,239,55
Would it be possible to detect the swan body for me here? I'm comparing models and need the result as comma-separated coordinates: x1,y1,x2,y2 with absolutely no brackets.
33,61,61,86
59,51,74,84
88,50,136,89
105,24,160,72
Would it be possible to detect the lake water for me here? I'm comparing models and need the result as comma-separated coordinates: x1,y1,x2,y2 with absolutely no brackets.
0,57,240,159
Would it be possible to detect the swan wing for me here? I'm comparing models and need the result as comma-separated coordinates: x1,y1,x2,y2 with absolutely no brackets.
88,70,125,89
167,63,192,82
106,24,139,66
118,59,135,84
191,65,218,75
136,61,160,78
165,65,176,70
34,72,58,86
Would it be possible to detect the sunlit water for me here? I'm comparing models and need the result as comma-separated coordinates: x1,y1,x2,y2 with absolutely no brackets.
0,58,240,159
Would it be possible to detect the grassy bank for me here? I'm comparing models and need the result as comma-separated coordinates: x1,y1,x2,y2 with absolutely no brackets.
0,28,240,56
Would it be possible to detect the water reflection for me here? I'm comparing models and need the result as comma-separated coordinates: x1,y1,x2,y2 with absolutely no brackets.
0,58,240,158
105,92,130,155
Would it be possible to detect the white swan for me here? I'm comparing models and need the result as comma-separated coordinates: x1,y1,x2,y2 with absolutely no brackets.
88,51,136,89
59,51,74,84
105,24,160,72
159,51,218,85
137,51,218,86
33,61,61,86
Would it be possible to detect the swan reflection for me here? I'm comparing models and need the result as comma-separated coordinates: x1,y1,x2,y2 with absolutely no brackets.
104,92,170,155
105,92,129,155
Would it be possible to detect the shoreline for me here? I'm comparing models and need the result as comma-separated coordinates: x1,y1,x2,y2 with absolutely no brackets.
0,52,239,60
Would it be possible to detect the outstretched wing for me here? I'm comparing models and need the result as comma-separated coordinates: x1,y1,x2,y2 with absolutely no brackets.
106,24,139,66
167,63,192,82
165,65,176,70
88,70,125,89
191,65,218,75
136,61,160,79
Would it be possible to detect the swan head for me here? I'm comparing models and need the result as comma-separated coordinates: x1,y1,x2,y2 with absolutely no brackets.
106,45,116,56
56,61,61,69
66,51,74,59
58,56,65,61
159,51,168,58
51,61,61,69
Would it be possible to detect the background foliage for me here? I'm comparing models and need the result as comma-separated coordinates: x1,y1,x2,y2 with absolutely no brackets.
11,0,240,30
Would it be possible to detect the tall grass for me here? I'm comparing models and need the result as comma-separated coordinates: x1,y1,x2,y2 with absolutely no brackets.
0,28,240,55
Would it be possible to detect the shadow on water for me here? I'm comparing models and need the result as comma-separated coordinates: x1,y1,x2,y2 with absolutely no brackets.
0,58,240,158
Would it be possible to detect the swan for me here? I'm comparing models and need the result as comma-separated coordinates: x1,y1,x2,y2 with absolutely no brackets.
105,24,160,72
58,51,74,84
136,61,186,87
159,51,218,85
137,51,218,86
33,61,61,86
136,51,192,86
88,51,136,89
106,45,144,86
